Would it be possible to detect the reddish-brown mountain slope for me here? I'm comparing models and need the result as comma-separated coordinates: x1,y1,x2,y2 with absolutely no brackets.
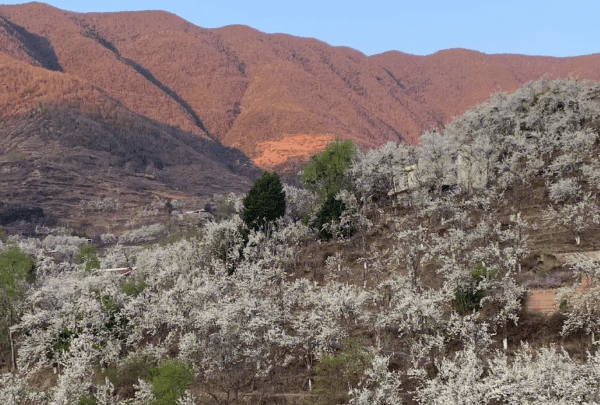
2,2,600,169
0,50,260,230
0,51,115,117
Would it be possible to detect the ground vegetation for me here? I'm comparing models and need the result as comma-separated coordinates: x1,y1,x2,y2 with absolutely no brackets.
1,79,600,404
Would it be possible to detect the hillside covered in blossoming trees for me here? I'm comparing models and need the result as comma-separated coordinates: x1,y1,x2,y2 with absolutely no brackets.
3,79,600,404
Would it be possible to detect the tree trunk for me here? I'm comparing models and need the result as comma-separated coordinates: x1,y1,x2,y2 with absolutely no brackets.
9,329,15,371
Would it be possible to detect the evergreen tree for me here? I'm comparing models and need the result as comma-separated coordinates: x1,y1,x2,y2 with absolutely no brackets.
242,172,286,231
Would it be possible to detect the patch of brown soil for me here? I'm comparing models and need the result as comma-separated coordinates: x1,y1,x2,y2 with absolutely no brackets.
526,275,596,315
526,289,559,314
27,367,59,392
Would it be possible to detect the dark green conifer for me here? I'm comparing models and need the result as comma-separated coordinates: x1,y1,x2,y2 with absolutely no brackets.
242,172,286,231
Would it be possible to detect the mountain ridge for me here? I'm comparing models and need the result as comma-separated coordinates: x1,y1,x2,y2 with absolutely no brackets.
2,2,600,171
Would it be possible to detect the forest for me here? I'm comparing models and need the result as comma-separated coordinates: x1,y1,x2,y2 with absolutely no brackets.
2,78,600,404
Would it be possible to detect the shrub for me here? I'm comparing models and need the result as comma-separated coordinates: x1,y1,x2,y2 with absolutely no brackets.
0,245,35,287
104,354,154,398
78,394,97,405
559,297,569,311
242,172,286,231
312,195,346,239
121,278,147,297
454,263,491,312
301,138,357,200
547,178,581,203
314,340,373,404
210,193,244,221
0,245,35,320
77,244,101,272
149,359,194,405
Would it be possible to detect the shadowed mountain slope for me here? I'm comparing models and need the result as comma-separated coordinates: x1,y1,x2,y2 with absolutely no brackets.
0,54,260,229
0,14,61,71
2,2,600,170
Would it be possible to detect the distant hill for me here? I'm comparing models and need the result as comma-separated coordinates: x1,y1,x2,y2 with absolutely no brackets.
2,2,600,171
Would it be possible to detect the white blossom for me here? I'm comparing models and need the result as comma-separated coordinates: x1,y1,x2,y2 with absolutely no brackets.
348,355,403,405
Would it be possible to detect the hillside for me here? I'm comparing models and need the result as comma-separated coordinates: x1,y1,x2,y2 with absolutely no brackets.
2,78,600,404
3,2,600,170
0,53,261,233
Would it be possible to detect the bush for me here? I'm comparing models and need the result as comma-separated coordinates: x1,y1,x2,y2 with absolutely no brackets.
78,394,97,405
77,244,101,271
313,195,346,239
454,264,491,312
149,359,194,405
301,138,357,200
548,178,581,203
210,193,244,221
242,172,286,231
104,354,154,398
0,246,35,317
0,245,35,286
121,278,147,297
314,340,373,404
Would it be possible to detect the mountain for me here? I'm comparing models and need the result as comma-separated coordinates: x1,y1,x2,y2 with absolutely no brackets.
3,2,600,230
2,2,600,171
0,52,260,231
